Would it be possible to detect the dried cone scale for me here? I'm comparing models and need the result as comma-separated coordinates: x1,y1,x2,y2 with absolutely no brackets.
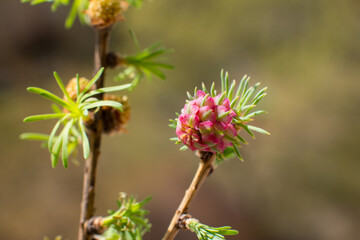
86,0,129,28
102,94,130,134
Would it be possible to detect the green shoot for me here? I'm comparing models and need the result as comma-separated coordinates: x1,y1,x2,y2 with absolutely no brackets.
115,43,173,89
99,193,151,240
21,68,131,168
186,218,238,240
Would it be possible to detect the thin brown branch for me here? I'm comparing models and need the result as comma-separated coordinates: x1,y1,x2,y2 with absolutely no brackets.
78,28,111,240
162,151,216,240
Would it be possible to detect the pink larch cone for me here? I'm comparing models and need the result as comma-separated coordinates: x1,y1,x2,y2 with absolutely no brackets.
176,90,237,153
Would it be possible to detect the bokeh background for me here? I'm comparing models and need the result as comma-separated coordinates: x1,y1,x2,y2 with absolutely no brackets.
1,0,359,239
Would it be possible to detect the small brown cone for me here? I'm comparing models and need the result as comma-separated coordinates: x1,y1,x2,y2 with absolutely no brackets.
86,0,130,29
102,94,130,134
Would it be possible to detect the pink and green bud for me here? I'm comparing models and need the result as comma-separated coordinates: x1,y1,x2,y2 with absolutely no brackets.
170,70,269,161
176,90,237,153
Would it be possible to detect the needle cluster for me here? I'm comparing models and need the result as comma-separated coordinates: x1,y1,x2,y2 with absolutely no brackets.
21,68,131,168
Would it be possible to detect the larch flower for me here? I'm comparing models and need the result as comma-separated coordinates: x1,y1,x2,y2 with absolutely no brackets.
170,70,269,162
176,90,237,153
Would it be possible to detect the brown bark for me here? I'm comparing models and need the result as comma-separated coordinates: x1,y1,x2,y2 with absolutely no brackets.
78,28,111,240
162,152,215,240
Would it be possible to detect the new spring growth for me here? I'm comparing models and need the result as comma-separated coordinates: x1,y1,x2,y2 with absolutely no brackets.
169,70,269,163
20,68,132,168
114,42,174,89
96,193,152,240
184,217,238,240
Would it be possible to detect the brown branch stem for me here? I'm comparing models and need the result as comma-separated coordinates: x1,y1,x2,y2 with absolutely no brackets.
162,152,216,240
78,28,111,240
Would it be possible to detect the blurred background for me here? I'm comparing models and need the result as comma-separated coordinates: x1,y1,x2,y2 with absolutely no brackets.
0,0,359,239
